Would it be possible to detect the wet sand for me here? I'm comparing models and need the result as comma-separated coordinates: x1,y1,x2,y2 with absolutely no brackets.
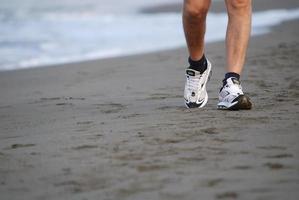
0,1,299,200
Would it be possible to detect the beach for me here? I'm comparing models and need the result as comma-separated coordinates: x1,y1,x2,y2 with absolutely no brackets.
0,1,299,200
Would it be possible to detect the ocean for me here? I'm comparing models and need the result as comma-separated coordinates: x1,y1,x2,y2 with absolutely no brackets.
0,0,299,71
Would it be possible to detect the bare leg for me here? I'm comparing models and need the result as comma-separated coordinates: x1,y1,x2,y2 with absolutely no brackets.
225,0,252,74
183,0,211,61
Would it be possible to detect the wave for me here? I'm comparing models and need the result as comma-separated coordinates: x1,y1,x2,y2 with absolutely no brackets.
0,8,299,71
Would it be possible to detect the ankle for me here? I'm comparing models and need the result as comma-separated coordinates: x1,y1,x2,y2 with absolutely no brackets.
223,72,240,86
188,55,207,73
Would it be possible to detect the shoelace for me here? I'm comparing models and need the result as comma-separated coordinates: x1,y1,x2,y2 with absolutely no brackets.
224,82,243,95
187,74,203,91
233,82,243,92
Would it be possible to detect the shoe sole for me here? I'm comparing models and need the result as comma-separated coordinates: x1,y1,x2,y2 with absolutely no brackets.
218,95,252,110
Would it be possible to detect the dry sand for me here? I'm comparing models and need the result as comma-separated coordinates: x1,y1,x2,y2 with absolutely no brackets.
0,1,299,200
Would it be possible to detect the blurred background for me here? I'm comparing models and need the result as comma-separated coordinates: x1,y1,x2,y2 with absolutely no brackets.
0,0,299,71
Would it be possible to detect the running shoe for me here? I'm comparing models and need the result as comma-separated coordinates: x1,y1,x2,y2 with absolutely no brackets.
184,60,212,108
217,77,252,110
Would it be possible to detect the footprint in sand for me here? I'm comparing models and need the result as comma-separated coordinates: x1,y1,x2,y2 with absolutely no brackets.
10,144,35,149
216,191,238,199
76,121,94,125
204,178,224,187
120,113,144,119
202,127,219,135
146,93,181,100
264,162,286,170
56,102,73,106
233,165,252,170
53,180,83,193
72,145,98,150
75,121,95,132
156,105,186,112
33,97,85,105
265,153,293,159
40,97,61,101
94,103,126,114
257,145,287,150
136,164,169,172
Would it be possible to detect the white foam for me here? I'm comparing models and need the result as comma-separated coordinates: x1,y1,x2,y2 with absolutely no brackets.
0,8,299,71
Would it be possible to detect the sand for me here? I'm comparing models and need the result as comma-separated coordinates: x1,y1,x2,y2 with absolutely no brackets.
0,1,299,200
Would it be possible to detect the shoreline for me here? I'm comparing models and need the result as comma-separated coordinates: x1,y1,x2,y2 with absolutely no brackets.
141,0,299,14
1,0,298,73
1,1,299,200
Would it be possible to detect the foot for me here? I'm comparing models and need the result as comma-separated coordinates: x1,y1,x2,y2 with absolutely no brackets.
184,59,212,108
217,77,252,110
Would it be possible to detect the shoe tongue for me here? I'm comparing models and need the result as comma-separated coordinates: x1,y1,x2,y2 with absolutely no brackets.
186,69,198,76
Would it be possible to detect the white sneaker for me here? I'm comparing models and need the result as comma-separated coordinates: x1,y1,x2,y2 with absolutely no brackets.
217,77,252,110
184,60,212,108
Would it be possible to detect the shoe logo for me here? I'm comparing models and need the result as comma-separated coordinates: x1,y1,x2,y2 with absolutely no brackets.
224,91,230,96
197,99,204,104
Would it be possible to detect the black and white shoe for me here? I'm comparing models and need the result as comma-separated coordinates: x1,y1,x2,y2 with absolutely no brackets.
218,77,252,110
184,59,212,108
